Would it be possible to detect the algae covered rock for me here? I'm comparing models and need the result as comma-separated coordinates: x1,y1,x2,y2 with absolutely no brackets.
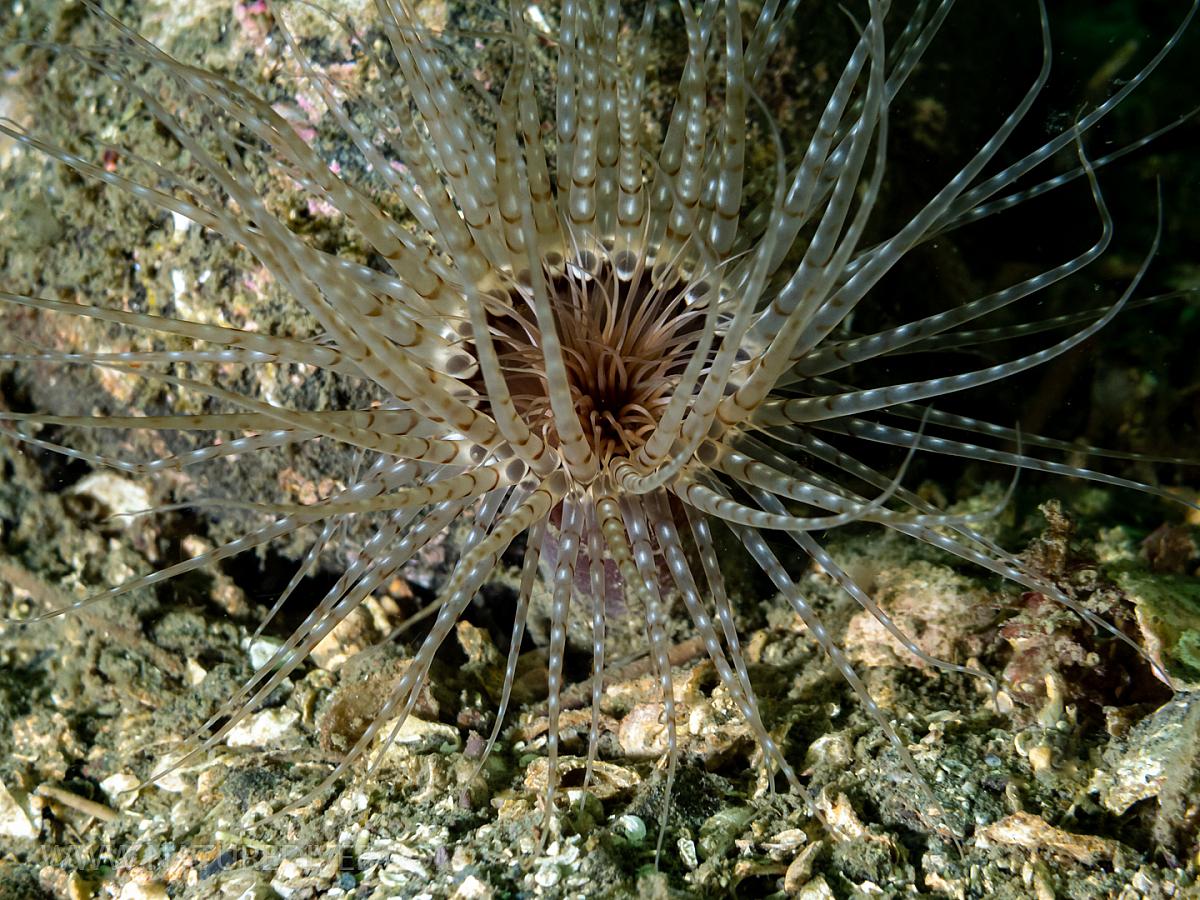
1117,570,1200,690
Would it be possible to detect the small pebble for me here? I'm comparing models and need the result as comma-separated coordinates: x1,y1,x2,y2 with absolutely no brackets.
452,875,492,899
615,814,646,844
1028,744,1053,775
245,637,287,670
100,773,141,808
68,472,151,523
0,780,37,839
224,708,300,748
118,882,169,900
678,837,698,870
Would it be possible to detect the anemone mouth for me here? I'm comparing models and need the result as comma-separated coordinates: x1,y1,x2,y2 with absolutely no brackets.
476,247,711,471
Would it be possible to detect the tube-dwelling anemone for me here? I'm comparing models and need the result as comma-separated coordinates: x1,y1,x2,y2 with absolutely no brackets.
1,0,1197,865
